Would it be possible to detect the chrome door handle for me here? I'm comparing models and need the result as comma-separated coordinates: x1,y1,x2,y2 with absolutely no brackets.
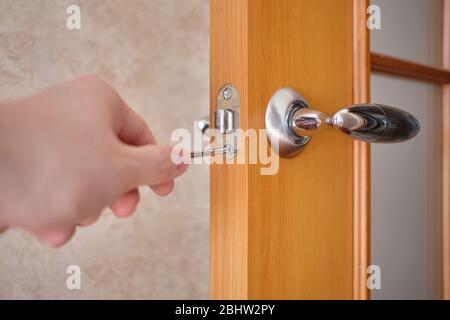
265,88,420,158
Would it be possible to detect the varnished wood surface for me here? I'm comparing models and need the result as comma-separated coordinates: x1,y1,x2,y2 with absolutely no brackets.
211,0,357,299
352,0,371,301
443,0,450,301
371,52,450,84
210,0,249,299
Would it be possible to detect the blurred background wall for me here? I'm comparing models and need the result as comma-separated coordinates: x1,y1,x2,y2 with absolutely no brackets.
0,0,210,299
371,0,444,299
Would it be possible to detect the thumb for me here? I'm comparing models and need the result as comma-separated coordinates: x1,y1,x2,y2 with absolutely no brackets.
121,144,189,189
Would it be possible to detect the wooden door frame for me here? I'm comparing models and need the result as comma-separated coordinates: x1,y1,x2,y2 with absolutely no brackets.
352,0,370,300
443,0,450,301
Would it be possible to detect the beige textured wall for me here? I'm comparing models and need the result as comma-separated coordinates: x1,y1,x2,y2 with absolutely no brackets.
0,0,210,299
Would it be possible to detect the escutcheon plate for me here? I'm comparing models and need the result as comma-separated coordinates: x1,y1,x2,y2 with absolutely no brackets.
265,88,311,158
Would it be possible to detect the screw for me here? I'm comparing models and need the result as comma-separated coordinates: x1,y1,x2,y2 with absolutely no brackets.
223,87,233,100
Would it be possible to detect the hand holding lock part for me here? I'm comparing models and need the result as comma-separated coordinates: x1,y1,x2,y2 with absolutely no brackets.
265,88,420,158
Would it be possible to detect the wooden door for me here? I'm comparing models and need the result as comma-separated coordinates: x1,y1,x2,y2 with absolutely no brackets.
210,0,370,300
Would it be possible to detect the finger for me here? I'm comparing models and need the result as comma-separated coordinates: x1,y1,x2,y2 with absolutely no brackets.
151,181,175,197
113,103,173,196
150,148,186,196
152,182,174,196
115,104,156,146
110,189,140,218
121,145,189,189
78,212,102,227
30,226,76,248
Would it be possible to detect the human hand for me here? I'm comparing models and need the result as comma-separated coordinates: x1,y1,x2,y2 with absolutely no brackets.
0,75,188,247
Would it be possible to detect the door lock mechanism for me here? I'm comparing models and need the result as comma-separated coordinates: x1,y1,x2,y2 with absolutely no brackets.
191,84,240,159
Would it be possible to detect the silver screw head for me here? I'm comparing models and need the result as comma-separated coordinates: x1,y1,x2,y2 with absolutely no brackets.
223,87,233,100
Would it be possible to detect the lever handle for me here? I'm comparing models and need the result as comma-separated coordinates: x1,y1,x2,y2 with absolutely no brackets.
292,104,420,143
266,88,421,158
